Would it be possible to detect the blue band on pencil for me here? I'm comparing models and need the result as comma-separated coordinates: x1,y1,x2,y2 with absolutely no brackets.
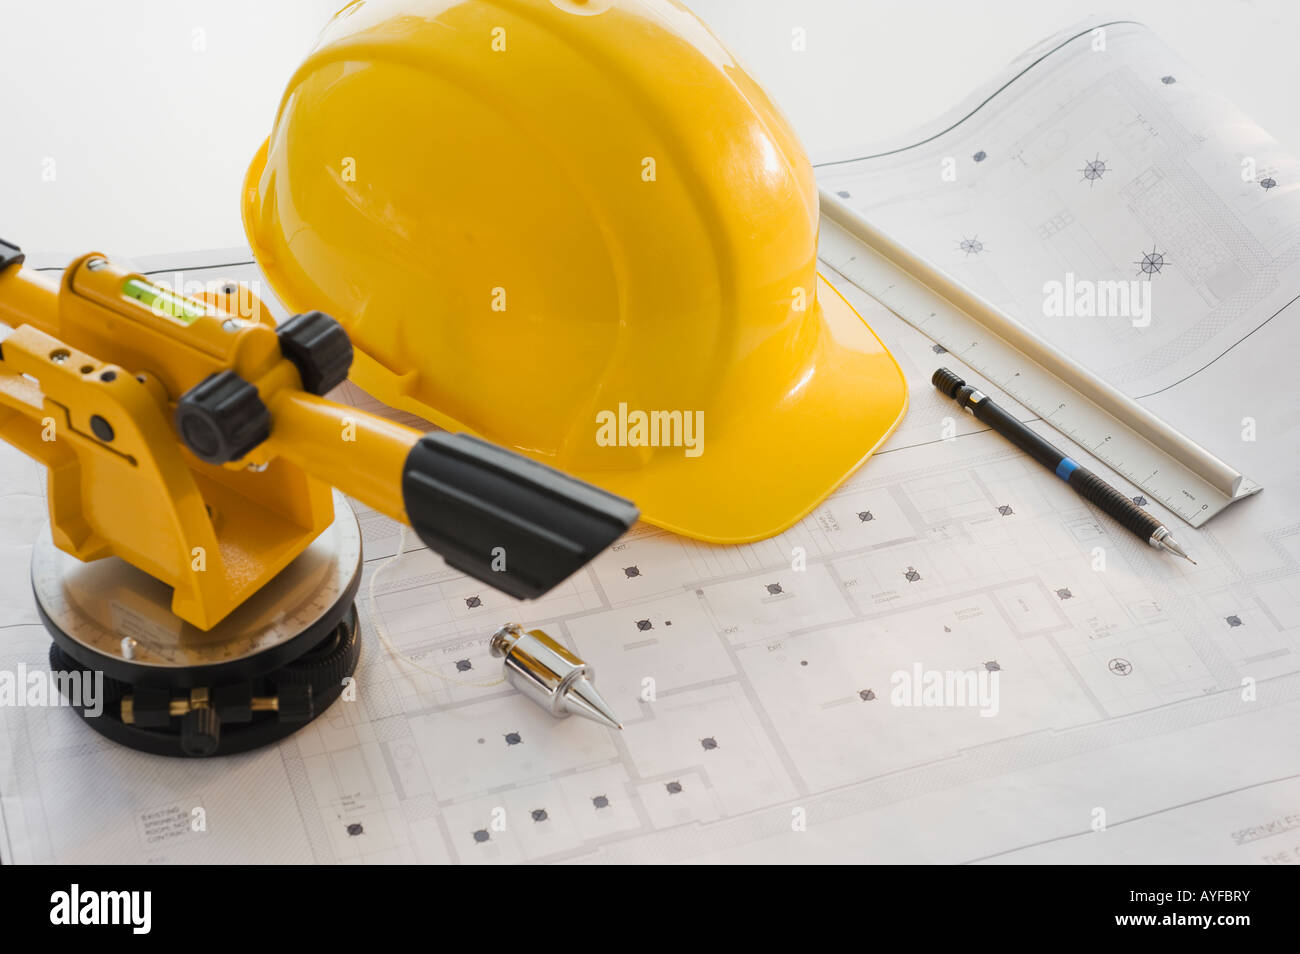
1056,457,1079,481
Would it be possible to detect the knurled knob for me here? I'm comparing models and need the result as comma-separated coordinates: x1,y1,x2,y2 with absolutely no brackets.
276,311,353,396
174,370,271,464
180,706,221,757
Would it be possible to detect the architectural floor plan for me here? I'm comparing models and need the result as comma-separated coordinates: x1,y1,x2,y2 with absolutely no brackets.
2,19,1298,864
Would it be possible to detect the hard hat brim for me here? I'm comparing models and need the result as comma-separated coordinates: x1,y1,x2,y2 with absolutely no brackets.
576,274,908,543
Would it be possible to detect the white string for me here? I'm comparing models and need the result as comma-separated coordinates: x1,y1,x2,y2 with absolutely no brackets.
366,523,505,688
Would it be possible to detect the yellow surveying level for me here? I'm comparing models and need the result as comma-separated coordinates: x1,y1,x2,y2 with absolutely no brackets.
0,239,636,756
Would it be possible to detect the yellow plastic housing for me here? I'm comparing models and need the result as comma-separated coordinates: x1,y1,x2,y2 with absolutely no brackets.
244,0,907,543
0,256,434,630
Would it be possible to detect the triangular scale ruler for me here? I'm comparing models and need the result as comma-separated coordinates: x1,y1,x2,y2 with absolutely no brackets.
819,190,1261,528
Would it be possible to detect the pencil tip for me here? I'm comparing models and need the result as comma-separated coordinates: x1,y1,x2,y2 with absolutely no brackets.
1160,533,1195,565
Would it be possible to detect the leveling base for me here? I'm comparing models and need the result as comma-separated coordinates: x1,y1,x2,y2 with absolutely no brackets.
35,491,363,758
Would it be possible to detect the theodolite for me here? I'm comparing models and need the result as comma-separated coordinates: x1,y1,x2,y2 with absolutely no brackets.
0,238,637,756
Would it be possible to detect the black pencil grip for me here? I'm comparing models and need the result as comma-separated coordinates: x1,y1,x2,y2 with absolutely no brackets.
1068,466,1163,540
972,399,1064,471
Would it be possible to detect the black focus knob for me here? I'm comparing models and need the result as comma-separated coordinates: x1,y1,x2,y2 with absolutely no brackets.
276,311,353,395
180,707,221,757
175,370,271,464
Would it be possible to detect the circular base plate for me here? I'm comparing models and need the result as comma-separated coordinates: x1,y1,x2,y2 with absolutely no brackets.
33,491,365,757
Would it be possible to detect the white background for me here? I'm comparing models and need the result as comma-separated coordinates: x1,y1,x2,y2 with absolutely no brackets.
1,1,1298,259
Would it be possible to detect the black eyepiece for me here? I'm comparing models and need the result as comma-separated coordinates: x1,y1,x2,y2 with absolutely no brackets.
401,433,638,599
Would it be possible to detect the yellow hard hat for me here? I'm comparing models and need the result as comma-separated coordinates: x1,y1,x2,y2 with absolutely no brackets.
243,0,907,544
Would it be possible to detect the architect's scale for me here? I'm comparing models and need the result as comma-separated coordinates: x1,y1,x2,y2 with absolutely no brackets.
818,189,1262,528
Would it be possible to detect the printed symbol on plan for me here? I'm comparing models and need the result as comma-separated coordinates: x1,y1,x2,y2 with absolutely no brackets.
1226,615,1243,627
1108,658,1133,675
531,809,548,823
858,510,874,522
997,504,1014,516
859,688,876,701
623,565,640,578
592,795,610,810
1134,245,1169,276
465,595,481,608
984,660,1001,672
766,582,783,595
635,618,652,631
455,659,472,672
1056,588,1073,600
973,150,988,162
904,566,922,582
473,829,490,843
932,343,948,354
1161,75,1176,85
1260,177,1277,190
346,823,363,837
504,731,522,746
958,236,986,256
666,781,683,795
1133,495,1148,506
1079,154,1108,187
701,737,718,750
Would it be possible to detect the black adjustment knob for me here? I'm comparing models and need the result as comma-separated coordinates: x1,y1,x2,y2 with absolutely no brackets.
275,683,314,723
276,311,353,395
175,370,271,464
180,707,221,757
